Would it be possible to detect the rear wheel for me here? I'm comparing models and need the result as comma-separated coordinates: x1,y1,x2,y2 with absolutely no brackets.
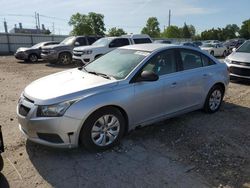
203,85,224,113
28,54,38,63
59,53,72,65
79,107,125,151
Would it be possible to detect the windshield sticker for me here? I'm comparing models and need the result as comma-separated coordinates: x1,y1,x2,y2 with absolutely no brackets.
134,51,150,56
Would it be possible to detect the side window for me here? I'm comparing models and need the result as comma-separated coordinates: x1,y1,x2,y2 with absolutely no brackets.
142,50,177,76
75,37,87,46
133,38,152,44
109,38,130,48
88,37,97,45
180,50,203,70
202,55,216,66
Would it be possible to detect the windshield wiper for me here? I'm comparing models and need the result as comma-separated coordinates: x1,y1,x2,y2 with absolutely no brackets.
88,71,112,80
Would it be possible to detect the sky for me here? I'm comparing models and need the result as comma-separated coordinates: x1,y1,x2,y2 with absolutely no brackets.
0,0,249,35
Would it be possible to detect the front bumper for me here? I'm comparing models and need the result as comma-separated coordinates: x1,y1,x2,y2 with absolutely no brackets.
17,96,82,148
15,52,28,60
72,54,94,65
226,62,250,79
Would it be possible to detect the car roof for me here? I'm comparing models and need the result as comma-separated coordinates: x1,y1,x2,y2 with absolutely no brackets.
120,43,190,52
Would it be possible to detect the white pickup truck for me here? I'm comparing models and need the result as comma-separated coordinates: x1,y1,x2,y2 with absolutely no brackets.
73,34,152,65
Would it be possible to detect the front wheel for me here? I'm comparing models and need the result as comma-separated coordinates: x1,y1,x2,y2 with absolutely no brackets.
0,155,3,171
79,107,125,151
223,50,227,57
28,54,38,63
203,85,224,113
58,53,72,65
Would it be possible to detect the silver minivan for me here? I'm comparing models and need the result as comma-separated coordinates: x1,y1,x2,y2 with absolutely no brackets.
17,44,229,150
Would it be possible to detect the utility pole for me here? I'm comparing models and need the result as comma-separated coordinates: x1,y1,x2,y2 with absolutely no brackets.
168,9,171,27
4,18,8,33
35,12,38,28
37,13,40,29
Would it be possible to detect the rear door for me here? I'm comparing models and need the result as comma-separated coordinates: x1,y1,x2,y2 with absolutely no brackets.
177,49,209,108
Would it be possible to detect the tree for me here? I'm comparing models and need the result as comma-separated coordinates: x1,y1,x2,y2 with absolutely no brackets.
108,27,127,36
239,19,250,39
188,25,196,37
69,12,106,35
162,25,181,38
182,23,191,38
141,17,161,38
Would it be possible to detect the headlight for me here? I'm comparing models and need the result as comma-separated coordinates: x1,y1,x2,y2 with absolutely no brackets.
82,50,92,55
37,100,76,117
224,58,231,64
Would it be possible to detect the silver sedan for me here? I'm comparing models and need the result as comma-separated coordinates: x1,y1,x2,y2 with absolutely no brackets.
17,44,229,150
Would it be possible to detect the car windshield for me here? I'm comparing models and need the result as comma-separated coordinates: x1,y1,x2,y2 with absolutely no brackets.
92,38,111,46
31,42,44,48
60,36,75,45
202,44,215,47
236,41,250,53
84,49,150,80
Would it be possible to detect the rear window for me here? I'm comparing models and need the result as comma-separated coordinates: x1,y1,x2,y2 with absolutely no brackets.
133,38,152,44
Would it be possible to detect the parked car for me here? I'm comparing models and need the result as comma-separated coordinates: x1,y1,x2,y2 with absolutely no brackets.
203,40,220,44
17,44,229,151
192,41,203,47
180,42,200,49
223,38,245,54
41,36,102,65
73,34,152,65
225,40,250,79
201,43,228,57
0,126,4,171
154,39,172,44
14,41,60,62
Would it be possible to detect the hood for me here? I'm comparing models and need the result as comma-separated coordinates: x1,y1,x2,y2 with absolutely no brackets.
228,52,250,63
74,45,105,51
24,68,117,105
16,47,30,52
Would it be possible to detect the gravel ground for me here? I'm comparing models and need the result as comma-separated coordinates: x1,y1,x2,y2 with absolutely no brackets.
0,56,249,188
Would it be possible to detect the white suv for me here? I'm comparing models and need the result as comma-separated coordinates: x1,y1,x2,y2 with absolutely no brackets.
73,34,152,65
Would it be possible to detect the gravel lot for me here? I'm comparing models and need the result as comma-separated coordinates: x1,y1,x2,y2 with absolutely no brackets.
0,56,249,188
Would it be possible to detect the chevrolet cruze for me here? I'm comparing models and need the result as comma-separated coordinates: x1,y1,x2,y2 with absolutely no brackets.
17,44,229,150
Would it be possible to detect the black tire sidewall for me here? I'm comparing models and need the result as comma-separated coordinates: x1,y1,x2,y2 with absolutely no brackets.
80,107,125,151
204,85,224,113
28,54,38,63
210,51,214,56
0,155,3,171
59,53,72,65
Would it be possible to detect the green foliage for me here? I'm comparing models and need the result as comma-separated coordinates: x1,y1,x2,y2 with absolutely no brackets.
182,23,191,38
162,26,181,38
188,25,196,37
108,27,127,36
69,12,106,36
141,17,161,38
239,19,250,39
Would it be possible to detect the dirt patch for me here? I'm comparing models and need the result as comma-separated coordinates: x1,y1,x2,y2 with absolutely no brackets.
0,56,249,188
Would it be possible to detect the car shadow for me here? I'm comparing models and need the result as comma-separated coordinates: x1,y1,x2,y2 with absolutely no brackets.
17,60,46,64
0,173,9,188
25,102,250,187
45,63,78,69
230,77,250,85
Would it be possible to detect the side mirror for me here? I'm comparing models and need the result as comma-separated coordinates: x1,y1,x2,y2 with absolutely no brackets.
38,47,42,50
109,42,115,48
74,41,80,46
137,71,159,82
232,48,236,52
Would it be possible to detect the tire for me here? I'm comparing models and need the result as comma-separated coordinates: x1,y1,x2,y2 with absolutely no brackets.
28,54,38,63
203,85,224,113
210,51,214,56
58,53,72,65
79,107,125,151
0,155,3,171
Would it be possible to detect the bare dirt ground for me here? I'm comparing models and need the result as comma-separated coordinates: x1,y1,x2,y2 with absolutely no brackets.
0,56,249,188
